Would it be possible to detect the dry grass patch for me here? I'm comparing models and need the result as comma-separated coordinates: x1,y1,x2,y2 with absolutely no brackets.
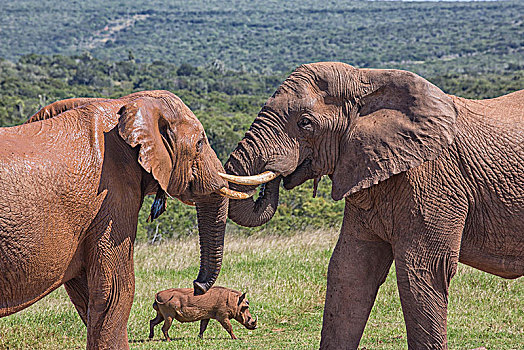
0,229,522,349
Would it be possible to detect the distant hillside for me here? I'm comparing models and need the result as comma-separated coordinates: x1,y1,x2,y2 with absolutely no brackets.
1,0,523,241
2,53,521,240
1,0,522,74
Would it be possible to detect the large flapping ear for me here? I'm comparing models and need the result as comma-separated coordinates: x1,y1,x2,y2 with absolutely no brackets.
118,98,173,192
25,98,106,124
330,68,457,200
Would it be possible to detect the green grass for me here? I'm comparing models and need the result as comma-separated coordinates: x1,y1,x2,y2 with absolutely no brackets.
0,229,522,349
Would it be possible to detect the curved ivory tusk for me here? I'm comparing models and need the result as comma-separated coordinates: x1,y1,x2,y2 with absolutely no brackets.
218,171,278,186
217,187,256,200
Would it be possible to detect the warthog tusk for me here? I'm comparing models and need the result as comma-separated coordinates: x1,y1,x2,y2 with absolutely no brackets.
218,171,278,186
217,187,256,200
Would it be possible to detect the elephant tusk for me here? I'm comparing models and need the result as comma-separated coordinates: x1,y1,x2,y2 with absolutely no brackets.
218,171,278,186
217,187,256,200
161,189,196,206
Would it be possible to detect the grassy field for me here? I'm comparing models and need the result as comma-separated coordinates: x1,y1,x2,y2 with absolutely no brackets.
0,229,522,349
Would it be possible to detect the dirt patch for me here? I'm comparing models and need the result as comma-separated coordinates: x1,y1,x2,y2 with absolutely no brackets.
83,14,150,49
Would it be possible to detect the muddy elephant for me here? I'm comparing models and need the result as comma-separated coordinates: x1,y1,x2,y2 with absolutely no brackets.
0,91,249,349
217,63,523,349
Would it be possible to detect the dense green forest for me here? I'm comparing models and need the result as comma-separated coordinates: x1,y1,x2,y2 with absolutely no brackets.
1,0,523,241
1,0,522,74
1,54,522,240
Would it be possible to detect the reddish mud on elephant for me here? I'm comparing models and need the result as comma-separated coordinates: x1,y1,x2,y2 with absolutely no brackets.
0,91,252,349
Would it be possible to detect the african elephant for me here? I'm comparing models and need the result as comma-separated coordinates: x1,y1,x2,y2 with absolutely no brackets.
0,91,249,349
218,63,524,349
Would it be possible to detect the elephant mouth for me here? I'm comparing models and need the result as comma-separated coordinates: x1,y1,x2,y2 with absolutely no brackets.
282,158,315,190
177,180,256,205
217,159,317,194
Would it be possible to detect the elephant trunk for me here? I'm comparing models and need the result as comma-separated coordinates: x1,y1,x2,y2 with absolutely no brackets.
225,136,281,227
193,194,228,294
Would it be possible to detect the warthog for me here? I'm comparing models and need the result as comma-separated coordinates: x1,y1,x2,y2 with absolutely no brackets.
149,286,257,340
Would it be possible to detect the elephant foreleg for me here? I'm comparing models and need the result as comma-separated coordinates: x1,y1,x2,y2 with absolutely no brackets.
64,271,89,326
86,260,135,349
395,245,460,350
84,224,136,350
320,234,393,350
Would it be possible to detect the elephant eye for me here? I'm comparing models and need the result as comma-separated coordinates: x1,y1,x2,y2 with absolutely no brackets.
196,139,204,153
298,116,313,131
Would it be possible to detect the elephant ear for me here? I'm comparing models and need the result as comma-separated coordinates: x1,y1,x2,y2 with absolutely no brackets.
118,98,173,192
331,69,457,200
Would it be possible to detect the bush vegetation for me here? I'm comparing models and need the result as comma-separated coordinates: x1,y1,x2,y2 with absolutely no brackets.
1,52,523,240
0,0,523,241
1,0,523,75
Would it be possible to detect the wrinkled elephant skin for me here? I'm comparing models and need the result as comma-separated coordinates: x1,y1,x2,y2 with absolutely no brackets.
0,91,231,349
223,62,523,349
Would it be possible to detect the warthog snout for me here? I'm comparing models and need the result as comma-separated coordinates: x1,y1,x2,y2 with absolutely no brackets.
245,314,258,330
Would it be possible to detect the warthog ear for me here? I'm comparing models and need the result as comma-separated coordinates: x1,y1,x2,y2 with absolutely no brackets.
238,292,246,305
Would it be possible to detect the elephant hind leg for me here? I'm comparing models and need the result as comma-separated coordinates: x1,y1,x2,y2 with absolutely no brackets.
64,272,89,326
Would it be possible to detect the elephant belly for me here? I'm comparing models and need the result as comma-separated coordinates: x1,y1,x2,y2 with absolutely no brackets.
459,249,523,279
0,189,96,317
0,225,81,317
459,213,524,279
0,151,105,317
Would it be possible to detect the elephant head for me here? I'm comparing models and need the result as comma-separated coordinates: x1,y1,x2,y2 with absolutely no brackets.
117,91,257,293
221,62,456,226
117,91,243,293
27,91,252,294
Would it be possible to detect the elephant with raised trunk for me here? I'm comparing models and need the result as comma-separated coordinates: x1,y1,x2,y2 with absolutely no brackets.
0,91,249,349
218,63,523,349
